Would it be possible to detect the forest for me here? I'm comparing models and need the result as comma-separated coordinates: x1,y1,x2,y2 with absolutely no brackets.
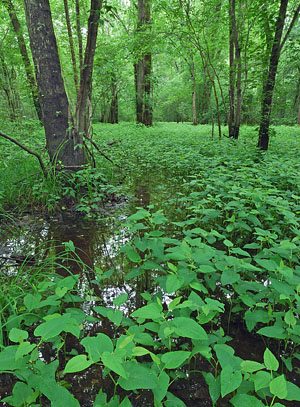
0,0,300,406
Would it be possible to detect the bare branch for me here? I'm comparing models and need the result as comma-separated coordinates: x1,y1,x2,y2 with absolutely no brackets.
0,131,48,178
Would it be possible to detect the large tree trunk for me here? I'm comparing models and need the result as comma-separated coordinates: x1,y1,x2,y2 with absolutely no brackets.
257,0,288,150
4,0,42,122
23,0,85,167
135,0,152,126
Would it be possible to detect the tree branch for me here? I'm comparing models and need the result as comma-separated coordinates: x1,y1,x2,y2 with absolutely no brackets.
83,135,121,168
0,131,48,178
280,3,300,52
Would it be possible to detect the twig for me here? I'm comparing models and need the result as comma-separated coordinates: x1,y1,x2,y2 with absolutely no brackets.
0,130,48,178
83,135,121,168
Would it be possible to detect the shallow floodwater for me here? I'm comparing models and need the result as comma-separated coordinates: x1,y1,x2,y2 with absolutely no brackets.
0,176,299,407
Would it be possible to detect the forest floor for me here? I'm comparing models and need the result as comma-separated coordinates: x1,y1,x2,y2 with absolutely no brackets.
0,122,300,407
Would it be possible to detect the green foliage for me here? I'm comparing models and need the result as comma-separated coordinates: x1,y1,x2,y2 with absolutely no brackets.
0,123,300,406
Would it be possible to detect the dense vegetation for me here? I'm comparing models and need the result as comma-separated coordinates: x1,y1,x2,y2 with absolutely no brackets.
0,122,300,406
0,0,300,406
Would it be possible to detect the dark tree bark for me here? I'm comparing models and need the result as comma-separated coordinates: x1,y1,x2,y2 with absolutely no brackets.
76,0,103,138
257,0,300,149
63,0,79,95
228,0,242,139
0,54,19,120
75,0,83,72
135,0,152,126
3,0,42,122
191,56,197,126
23,0,85,167
108,74,119,124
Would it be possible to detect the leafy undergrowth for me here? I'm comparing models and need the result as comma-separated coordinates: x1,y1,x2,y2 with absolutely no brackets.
0,122,300,406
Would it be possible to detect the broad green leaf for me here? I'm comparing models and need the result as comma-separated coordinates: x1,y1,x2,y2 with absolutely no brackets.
24,293,42,311
202,372,220,403
120,396,132,407
166,274,184,293
101,352,128,378
284,310,296,326
220,365,242,397
127,210,150,221
81,333,113,362
214,344,242,370
34,314,77,340
221,269,240,285
131,302,163,320
113,293,128,306
15,342,36,360
153,371,170,402
286,381,300,401
0,345,27,371
264,348,279,371
9,328,28,343
132,346,150,357
107,309,123,326
257,326,286,339
3,382,37,406
240,360,265,373
172,317,208,340
124,247,142,263
118,361,158,390
223,239,234,248
55,286,68,298
64,355,93,374
253,370,271,392
164,391,186,407
270,375,287,399
168,296,182,310
161,351,190,369
230,394,265,407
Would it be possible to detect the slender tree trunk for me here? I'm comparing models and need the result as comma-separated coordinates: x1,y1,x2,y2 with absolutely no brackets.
143,52,152,126
228,0,242,139
4,0,42,122
134,61,144,123
228,0,235,137
191,57,197,125
23,0,85,167
63,0,79,95
75,0,83,72
258,0,288,150
135,0,152,126
108,74,119,124
76,0,103,138
0,54,18,120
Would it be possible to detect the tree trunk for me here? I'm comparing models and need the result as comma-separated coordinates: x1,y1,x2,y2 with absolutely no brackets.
108,75,119,124
228,0,235,137
75,0,83,72
76,0,103,138
135,0,152,126
228,0,242,139
23,0,85,167
0,54,18,120
258,0,288,150
191,57,197,125
4,0,42,122
134,61,144,123
63,0,79,95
